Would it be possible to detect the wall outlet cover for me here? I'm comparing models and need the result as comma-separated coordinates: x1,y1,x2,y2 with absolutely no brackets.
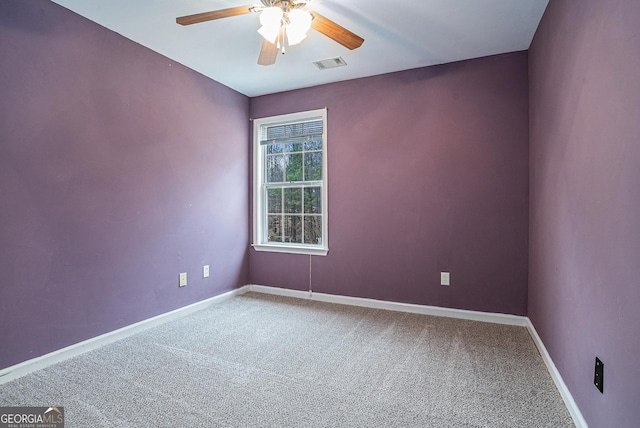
203,265,210,278
179,272,187,287
440,272,450,286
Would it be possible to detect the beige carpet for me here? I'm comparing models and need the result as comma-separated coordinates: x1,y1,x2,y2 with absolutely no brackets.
0,292,574,427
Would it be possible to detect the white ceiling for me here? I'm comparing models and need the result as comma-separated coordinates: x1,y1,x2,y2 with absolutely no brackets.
51,0,549,97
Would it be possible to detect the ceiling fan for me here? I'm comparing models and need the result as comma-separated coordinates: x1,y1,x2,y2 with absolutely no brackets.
176,0,364,66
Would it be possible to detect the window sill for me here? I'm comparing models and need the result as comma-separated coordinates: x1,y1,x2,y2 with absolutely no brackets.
252,243,329,256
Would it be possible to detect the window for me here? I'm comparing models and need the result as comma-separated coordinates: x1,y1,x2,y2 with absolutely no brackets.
253,108,328,256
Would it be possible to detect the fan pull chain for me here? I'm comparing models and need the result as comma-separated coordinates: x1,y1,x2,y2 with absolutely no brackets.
281,25,286,55
276,24,282,51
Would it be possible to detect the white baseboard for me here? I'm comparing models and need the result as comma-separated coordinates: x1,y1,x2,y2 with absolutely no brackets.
0,286,250,385
1,283,587,428
249,284,586,427
526,319,588,428
248,284,528,326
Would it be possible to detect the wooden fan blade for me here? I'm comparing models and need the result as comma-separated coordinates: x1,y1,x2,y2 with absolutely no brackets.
258,39,279,66
177,6,254,26
310,11,364,50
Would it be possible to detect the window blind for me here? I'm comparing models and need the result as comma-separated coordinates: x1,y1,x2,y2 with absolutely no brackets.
260,120,323,145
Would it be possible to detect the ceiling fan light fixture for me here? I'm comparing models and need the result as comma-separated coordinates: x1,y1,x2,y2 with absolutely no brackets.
286,9,312,46
176,1,364,67
258,7,283,43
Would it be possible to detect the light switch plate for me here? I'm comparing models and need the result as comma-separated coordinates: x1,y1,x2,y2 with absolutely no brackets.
203,265,210,278
179,272,187,287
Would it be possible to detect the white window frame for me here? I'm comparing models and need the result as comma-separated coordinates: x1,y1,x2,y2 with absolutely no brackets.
252,108,328,256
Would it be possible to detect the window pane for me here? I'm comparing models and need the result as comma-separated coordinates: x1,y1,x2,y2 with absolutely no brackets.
286,142,303,153
283,215,302,243
267,188,282,213
304,140,322,151
285,123,304,138
304,187,322,213
267,143,284,154
304,216,322,244
284,188,302,213
285,153,303,181
304,152,322,181
266,126,284,140
267,215,282,242
267,155,284,182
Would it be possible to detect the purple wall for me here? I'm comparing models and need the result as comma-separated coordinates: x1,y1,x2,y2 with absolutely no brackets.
529,0,640,426
0,1,249,370
10,5,635,425
250,53,530,316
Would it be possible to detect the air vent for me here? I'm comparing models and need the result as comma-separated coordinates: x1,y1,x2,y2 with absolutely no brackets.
313,57,347,70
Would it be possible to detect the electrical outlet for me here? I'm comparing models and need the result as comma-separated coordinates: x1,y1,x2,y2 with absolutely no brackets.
179,272,187,288
203,265,210,278
594,357,604,393
440,272,450,286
